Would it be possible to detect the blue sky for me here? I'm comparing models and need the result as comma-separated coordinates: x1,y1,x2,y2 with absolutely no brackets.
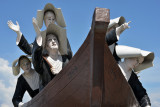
0,0,160,106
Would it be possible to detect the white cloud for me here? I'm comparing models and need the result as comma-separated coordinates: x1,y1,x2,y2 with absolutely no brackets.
0,58,30,107
0,58,12,75
149,90,160,107
1,104,10,107
0,80,15,107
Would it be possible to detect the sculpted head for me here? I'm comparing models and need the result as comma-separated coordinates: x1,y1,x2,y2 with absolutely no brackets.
19,56,31,74
45,33,59,52
44,10,56,27
124,56,144,70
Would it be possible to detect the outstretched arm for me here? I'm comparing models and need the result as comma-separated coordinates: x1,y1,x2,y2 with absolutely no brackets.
7,20,32,55
32,17,43,74
105,21,131,46
116,21,131,40
7,20,22,45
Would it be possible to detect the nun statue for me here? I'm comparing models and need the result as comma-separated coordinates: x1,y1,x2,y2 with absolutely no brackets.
12,55,39,107
7,3,72,60
32,22,69,90
117,46,154,107
106,17,154,107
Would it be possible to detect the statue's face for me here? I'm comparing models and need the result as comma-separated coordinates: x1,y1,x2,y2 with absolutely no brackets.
46,34,59,50
20,58,31,73
44,11,56,27
125,57,144,69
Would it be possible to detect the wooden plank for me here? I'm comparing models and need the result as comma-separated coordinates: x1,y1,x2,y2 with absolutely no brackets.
90,8,110,107
102,43,140,106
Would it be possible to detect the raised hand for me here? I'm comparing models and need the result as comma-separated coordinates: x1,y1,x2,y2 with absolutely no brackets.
122,21,131,29
7,20,20,33
7,20,22,43
116,21,131,39
32,17,41,36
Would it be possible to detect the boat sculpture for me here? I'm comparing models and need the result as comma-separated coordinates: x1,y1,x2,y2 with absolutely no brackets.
25,8,140,107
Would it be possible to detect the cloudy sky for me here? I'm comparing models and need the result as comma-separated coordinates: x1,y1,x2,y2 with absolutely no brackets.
0,0,160,107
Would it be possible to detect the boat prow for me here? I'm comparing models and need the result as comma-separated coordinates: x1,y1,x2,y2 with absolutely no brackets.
25,8,140,107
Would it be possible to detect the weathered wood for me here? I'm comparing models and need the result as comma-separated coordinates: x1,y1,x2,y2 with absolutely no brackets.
25,7,140,107
102,43,140,106
90,8,110,107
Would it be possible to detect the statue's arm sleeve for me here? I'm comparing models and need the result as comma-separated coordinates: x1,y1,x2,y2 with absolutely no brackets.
67,38,73,60
12,77,26,107
32,39,43,74
105,29,118,46
17,34,32,55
